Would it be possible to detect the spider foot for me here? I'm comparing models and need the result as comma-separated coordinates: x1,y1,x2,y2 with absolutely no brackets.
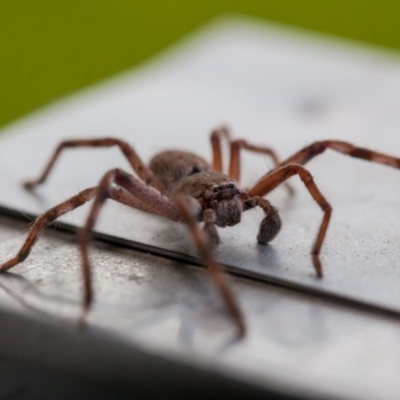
77,306,90,329
0,260,14,272
0,252,28,272
23,180,39,191
236,316,246,339
203,223,220,249
202,209,220,249
312,254,324,278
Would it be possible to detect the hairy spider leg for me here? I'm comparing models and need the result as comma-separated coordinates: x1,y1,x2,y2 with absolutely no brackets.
0,180,178,274
23,138,165,192
279,140,400,170
77,169,179,319
249,164,332,277
210,126,231,172
0,187,98,272
229,139,282,183
76,169,244,335
175,196,246,337
210,127,293,193
0,171,179,321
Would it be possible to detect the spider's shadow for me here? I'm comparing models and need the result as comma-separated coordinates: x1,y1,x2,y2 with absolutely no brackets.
0,272,55,318
23,186,52,211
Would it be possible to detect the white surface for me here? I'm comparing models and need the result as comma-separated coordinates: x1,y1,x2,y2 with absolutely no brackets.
1,17,400,310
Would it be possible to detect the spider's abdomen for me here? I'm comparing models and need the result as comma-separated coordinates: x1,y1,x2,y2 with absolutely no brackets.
149,150,211,190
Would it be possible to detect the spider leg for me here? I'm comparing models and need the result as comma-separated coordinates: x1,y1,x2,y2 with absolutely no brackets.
0,182,179,274
1,170,179,322
77,168,179,319
24,138,165,192
0,187,98,272
248,164,332,277
229,139,282,183
210,126,231,172
202,208,220,246
175,197,245,337
280,140,400,170
229,138,294,194
210,127,293,193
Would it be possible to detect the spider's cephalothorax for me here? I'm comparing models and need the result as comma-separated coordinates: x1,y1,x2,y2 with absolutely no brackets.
172,171,243,228
2,128,400,337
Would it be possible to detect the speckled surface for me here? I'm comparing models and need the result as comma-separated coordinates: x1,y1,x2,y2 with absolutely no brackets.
1,215,400,399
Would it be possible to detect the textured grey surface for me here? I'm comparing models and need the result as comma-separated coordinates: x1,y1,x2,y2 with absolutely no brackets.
1,215,400,400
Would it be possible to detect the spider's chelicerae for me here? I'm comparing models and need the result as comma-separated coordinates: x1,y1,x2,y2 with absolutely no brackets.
1,127,400,336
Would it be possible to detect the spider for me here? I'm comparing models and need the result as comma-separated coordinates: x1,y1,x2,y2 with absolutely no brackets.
1,127,400,337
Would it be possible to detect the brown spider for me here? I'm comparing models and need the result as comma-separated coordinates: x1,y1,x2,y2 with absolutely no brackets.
1,127,400,337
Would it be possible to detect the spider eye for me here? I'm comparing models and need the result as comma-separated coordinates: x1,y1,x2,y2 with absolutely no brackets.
189,166,200,175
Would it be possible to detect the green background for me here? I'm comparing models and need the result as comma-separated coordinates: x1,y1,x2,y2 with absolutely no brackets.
1,0,399,128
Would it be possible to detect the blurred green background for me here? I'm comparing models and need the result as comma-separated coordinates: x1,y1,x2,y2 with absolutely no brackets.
1,0,400,128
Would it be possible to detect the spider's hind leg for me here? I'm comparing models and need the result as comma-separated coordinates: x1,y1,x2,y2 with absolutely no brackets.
281,140,400,170
23,138,165,191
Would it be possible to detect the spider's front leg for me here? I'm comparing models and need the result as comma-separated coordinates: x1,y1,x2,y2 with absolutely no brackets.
82,170,245,337
248,164,332,277
1,168,179,321
202,208,220,246
175,197,245,337
78,169,179,319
